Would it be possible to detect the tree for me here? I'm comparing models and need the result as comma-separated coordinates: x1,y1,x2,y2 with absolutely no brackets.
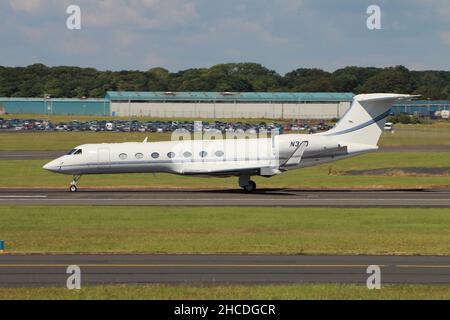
358,66,417,93
0,63,449,99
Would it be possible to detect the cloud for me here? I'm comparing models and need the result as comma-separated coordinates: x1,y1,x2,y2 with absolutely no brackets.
179,17,290,48
82,0,199,29
8,0,48,13
1,1,450,73
7,0,198,29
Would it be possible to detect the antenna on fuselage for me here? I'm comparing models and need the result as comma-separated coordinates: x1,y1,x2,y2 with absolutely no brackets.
143,137,149,143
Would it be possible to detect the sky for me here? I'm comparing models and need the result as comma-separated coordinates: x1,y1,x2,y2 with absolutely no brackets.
0,0,449,74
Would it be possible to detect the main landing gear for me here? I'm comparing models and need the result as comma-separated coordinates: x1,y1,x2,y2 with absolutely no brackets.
239,174,257,193
70,175,82,193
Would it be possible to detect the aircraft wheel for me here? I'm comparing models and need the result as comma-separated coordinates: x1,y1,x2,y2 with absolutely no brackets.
243,181,256,193
69,185,78,193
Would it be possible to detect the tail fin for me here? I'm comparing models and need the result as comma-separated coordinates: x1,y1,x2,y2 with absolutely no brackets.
322,93,417,146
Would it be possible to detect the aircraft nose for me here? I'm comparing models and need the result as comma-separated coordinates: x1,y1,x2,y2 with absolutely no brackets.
43,160,61,172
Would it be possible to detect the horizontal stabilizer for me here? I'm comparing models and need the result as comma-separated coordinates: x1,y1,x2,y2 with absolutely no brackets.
322,93,418,146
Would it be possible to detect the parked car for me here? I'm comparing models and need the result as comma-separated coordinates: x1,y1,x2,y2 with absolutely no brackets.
383,122,394,131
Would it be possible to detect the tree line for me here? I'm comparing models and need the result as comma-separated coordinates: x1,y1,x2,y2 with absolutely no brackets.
0,63,449,99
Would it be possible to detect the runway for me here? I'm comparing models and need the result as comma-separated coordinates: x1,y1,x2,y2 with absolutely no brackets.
0,188,449,207
0,151,65,160
0,254,449,287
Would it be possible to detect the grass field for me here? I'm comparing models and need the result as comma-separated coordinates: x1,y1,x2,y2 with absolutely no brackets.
380,124,450,146
0,123,449,151
0,152,448,189
0,206,448,255
1,284,449,300
0,131,174,151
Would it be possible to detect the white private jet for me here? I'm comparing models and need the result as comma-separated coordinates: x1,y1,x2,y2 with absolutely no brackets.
43,93,415,192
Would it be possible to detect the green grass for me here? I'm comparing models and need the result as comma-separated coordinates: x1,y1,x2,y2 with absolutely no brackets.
1,284,449,300
1,152,448,189
0,131,174,151
379,125,450,146
0,123,449,151
1,206,449,255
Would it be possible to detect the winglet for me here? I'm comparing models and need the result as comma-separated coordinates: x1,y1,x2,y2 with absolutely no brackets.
143,137,149,143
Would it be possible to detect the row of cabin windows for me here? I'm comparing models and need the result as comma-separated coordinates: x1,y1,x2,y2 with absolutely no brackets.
118,150,225,160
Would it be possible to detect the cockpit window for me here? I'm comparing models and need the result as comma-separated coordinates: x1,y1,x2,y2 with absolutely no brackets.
73,149,82,155
66,149,77,155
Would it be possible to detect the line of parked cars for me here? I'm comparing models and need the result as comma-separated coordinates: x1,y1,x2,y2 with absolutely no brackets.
0,118,333,134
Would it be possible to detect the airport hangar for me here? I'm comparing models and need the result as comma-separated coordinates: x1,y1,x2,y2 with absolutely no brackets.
1,92,449,119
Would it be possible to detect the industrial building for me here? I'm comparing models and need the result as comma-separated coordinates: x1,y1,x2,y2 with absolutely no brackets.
0,97,108,116
1,92,449,119
106,91,354,119
392,100,450,117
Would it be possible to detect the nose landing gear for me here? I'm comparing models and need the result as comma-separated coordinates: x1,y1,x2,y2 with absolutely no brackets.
70,175,82,193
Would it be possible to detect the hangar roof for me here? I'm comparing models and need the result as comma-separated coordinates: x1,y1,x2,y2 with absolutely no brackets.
0,97,107,103
393,100,450,106
106,91,354,102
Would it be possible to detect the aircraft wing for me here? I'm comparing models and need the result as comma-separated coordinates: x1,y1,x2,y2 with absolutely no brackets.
181,168,261,176
280,141,309,168
179,142,309,177
179,161,273,177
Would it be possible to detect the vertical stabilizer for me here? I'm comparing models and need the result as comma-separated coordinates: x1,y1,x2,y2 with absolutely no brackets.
322,93,417,146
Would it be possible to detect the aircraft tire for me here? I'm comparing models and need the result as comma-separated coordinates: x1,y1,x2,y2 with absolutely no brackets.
243,181,256,193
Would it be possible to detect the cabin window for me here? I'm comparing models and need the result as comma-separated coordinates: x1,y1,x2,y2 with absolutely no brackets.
151,152,160,159
167,152,176,159
73,149,82,155
119,153,128,160
215,150,224,157
183,151,192,158
199,151,208,158
135,153,144,159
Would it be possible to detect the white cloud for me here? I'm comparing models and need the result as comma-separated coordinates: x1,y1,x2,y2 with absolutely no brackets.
1,0,450,73
8,0,48,13
8,0,198,29
82,0,198,29
179,18,290,47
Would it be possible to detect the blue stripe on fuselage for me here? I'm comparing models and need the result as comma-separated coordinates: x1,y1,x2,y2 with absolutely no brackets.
324,109,391,136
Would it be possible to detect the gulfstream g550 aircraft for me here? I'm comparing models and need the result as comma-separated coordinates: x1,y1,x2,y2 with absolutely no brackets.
43,93,415,192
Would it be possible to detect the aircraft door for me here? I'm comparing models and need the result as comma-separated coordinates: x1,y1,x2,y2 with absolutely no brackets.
97,148,111,169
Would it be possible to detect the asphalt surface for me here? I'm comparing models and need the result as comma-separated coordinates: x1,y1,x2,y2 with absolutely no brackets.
0,188,449,207
0,151,65,160
0,254,449,287
1,145,449,160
